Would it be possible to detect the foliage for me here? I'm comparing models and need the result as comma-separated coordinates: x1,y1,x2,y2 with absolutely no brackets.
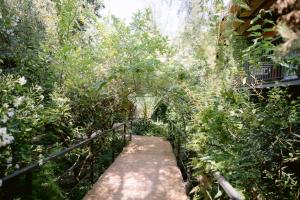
1,0,299,199
132,118,169,138
0,0,172,199
0,74,71,174
159,1,300,199
186,88,300,199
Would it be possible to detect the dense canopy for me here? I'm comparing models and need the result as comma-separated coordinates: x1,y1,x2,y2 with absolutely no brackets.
0,0,299,199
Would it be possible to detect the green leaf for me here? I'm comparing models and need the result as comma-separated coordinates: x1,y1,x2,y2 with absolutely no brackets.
247,25,261,32
94,80,107,91
250,14,261,25
249,32,262,37
263,28,274,33
214,188,223,199
239,2,250,11
263,19,275,25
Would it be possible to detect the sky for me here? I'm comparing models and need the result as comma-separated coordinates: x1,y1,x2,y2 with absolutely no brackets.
103,0,187,38
103,0,231,38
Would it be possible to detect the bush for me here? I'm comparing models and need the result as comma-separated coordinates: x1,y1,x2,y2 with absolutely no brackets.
132,119,168,138
188,88,300,199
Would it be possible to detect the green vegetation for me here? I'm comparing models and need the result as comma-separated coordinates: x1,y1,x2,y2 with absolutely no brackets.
1,0,299,199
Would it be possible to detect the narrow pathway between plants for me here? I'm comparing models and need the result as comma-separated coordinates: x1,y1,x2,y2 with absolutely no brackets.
83,135,188,200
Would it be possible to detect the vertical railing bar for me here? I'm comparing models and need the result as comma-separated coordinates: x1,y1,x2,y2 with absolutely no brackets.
130,120,132,141
0,121,131,200
90,140,94,184
177,132,181,160
123,123,126,147
25,172,32,200
111,130,115,162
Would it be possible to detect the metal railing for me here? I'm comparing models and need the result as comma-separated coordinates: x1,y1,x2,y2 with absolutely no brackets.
245,61,299,85
245,61,283,84
0,120,134,199
168,120,243,200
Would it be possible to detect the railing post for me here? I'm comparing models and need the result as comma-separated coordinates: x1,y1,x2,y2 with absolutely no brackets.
168,121,174,149
112,130,115,162
24,172,32,200
90,140,94,184
177,134,181,160
123,123,127,147
129,120,133,141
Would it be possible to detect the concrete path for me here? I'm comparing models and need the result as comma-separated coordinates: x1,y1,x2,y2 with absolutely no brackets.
83,135,188,200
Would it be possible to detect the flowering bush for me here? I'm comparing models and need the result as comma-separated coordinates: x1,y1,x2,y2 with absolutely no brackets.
0,74,72,176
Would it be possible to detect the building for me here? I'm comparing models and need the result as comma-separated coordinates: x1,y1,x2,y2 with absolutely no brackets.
219,0,300,91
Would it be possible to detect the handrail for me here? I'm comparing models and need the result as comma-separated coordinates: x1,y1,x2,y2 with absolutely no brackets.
167,119,243,200
0,121,132,186
168,119,190,142
213,172,243,200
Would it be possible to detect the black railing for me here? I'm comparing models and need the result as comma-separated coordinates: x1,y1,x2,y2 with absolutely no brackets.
0,120,134,199
248,63,283,83
168,120,243,200
245,61,299,85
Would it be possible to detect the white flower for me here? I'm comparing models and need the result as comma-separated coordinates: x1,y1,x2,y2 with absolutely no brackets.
7,111,15,118
38,159,43,166
6,29,13,35
0,127,14,147
12,21,18,27
82,135,88,139
15,164,20,169
2,134,14,145
229,110,236,117
6,157,12,163
90,132,97,138
57,97,65,103
3,103,9,108
14,96,24,107
0,127,7,135
217,105,224,111
242,77,247,85
17,76,27,85
40,95,44,100
1,115,8,123
35,85,42,91
158,56,167,62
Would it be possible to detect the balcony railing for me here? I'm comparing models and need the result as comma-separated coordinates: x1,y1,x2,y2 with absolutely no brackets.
245,61,299,85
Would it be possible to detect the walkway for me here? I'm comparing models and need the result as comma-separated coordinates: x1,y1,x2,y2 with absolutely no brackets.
83,135,188,200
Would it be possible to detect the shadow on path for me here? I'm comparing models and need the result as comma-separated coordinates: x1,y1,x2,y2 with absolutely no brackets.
83,135,188,200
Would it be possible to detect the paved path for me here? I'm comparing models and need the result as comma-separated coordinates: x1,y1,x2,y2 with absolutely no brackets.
83,135,188,200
